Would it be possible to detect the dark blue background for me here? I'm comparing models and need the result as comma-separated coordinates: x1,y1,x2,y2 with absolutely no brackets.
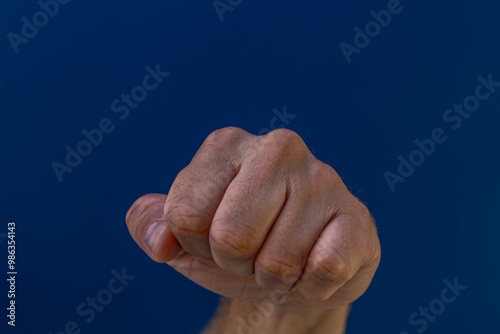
1,0,499,333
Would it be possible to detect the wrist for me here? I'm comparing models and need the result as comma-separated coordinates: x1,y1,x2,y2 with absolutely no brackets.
203,297,351,334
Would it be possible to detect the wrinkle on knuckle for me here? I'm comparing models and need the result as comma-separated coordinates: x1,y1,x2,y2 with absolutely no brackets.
165,203,211,238
309,250,351,287
257,257,300,286
210,221,260,260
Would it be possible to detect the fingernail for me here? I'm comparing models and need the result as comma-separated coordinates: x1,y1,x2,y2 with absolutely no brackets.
145,221,168,253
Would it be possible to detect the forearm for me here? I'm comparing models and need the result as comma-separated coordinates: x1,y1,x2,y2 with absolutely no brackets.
202,297,351,334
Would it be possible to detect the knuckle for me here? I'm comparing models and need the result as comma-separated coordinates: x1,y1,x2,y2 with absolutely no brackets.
174,168,231,212
251,129,307,173
308,160,343,188
263,128,305,154
357,204,381,266
371,237,382,266
345,198,374,239
195,127,249,166
205,127,247,147
256,257,301,287
165,202,211,238
309,251,351,286
266,128,300,141
352,199,371,222
210,221,260,260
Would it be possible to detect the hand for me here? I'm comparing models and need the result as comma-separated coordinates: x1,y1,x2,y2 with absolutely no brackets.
125,127,381,310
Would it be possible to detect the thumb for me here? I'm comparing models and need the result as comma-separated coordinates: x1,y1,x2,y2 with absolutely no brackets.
126,195,258,297
125,193,182,263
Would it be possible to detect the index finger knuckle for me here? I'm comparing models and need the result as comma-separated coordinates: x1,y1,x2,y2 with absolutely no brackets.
210,220,261,260
165,201,212,239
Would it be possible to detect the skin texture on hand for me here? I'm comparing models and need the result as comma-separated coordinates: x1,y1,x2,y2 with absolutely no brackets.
125,127,381,332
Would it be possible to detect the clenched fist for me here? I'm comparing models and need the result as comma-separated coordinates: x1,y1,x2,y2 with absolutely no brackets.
125,127,381,332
